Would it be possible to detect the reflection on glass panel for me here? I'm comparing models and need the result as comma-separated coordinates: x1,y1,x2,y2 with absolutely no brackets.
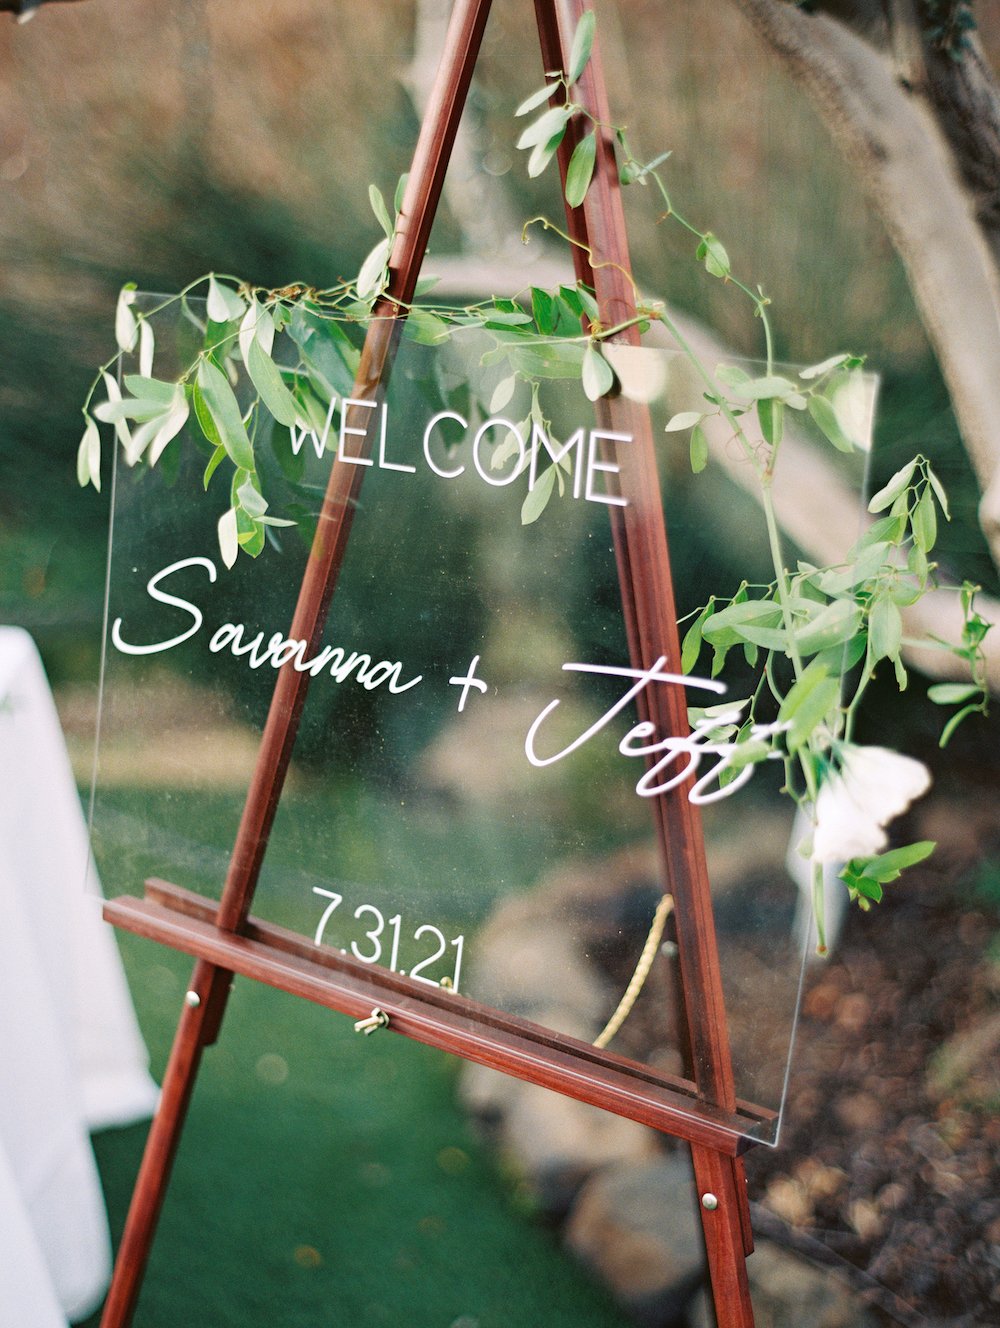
89,297,875,1145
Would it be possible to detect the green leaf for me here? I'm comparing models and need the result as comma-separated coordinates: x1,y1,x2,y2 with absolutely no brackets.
735,623,789,650
115,286,138,352
236,507,266,558
939,703,979,747
247,338,300,427
404,309,449,345
690,424,708,474
715,363,751,392
481,309,534,328
757,396,783,445
515,82,560,117
567,9,596,83
907,542,929,584
369,183,393,239
779,661,840,753
926,463,950,519
147,384,190,466
527,133,564,179
724,739,772,772
815,632,867,675
217,507,239,569
521,464,557,525
696,233,730,279
393,172,409,215
206,275,245,324
793,599,862,656
517,104,573,151
203,443,226,491
77,418,100,491
799,353,850,380
581,342,614,401
812,542,889,595
356,236,392,301
530,287,555,335
808,393,855,453
489,375,517,414
576,284,600,321
681,601,713,673
93,395,170,425
236,476,268,519
664,410,703,433
702,599,783,642
139,318,155,378
867,458,917,513
239,300,275,365
846,874,884,904
123,375,176,404
192,382,223,451
927,682,981,705
197,359,255,471
912,486,938,552
865,840,936,881
857,512,906,550
565,130,596,207
731,374,798,402
869,595,903,661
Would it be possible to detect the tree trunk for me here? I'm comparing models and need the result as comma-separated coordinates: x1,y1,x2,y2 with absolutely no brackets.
733,0,1000,574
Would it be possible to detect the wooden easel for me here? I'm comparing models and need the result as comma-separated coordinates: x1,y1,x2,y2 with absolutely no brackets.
100,2,761,1324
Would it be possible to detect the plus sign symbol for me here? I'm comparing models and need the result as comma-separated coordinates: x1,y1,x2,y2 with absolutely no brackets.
448,654,489,713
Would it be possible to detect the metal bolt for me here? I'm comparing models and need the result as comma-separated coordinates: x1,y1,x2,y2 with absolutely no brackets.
701,1192,719,1211
184,990,201,1008
354,1008,390,1036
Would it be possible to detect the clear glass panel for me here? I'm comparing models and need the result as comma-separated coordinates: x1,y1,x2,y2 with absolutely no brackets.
89,296,876,1145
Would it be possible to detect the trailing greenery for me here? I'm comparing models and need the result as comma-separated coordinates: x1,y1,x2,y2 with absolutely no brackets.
76,10,990,951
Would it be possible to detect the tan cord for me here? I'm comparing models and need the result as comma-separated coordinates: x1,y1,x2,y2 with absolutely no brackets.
593,894,675,1050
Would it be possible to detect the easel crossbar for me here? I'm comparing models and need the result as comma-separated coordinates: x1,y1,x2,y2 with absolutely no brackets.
106,882,773,1154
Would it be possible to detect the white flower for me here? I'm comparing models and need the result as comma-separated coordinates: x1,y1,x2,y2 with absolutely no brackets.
812,745,931,864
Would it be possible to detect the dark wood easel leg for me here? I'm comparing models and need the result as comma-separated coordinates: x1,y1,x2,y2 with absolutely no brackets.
99,961,229,1327
532,3,757,1324
98,3,494,1323
690,1148,755,1328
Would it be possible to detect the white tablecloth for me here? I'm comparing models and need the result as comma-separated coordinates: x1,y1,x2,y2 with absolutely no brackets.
0,627,159,1326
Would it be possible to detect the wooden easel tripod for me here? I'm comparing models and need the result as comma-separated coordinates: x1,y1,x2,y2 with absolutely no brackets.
101,3,763,1324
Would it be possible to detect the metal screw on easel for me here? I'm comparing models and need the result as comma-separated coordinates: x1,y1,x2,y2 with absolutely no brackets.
354,1008,390,1035
701,1192,719,1211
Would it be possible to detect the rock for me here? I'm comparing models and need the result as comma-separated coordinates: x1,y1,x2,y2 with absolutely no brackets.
499,1082,658,1216
687,1241,881,1328
927,1007,1000,1106
564,1155,704,1327
470,893,611,1025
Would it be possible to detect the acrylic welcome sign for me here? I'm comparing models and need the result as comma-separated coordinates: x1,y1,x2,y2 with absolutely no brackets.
89,296,875,1146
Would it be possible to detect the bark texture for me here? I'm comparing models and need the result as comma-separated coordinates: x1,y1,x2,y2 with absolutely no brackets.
734,0,1000,573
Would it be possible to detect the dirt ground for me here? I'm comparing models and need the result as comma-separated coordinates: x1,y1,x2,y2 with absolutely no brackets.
595,807,1000,1327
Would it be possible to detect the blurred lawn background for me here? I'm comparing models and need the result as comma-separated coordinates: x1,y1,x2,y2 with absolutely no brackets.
2,2,999,1324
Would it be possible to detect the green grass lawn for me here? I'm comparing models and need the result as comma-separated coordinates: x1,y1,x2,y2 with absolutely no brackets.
78,927,628,1328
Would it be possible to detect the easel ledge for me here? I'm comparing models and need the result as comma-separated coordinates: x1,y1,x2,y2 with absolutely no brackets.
107,880,775,1154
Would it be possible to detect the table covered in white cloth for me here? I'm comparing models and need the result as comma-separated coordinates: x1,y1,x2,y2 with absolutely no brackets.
0,627,158,1326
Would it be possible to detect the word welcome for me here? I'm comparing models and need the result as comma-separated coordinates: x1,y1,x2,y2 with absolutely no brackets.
111,557,421,693
291,397,631,508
